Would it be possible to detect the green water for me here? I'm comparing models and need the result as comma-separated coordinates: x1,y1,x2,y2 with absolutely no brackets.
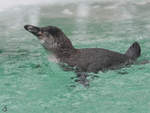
1,2,150,113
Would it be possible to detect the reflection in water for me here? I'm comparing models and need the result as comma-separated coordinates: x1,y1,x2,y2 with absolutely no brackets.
75,3,89,41
28,7,40,26
76,3,89,18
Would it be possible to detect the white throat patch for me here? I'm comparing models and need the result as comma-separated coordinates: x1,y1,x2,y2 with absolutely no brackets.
48,54,59,63
39,39,45,44
38,35,59,63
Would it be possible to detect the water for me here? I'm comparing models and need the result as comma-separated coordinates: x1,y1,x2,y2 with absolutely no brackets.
0,0,150,113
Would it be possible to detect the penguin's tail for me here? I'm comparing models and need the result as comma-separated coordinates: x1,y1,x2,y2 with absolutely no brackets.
125,42,141,60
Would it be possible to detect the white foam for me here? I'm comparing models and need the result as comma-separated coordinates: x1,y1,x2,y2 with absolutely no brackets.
104,4,119,9
0,0,76,11
135,1,149,5
62,9,73,15
1,0,149,12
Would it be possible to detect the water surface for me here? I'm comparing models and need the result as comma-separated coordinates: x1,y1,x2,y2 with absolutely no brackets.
0,1,150,113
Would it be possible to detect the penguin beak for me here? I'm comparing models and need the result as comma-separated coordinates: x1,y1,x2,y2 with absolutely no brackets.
24,25,42,36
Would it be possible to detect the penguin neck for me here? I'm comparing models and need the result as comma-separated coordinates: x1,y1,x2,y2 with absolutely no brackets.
54,35,77,59
53,47,77,60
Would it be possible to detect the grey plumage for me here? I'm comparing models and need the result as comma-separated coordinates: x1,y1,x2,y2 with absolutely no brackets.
24,25,141,86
